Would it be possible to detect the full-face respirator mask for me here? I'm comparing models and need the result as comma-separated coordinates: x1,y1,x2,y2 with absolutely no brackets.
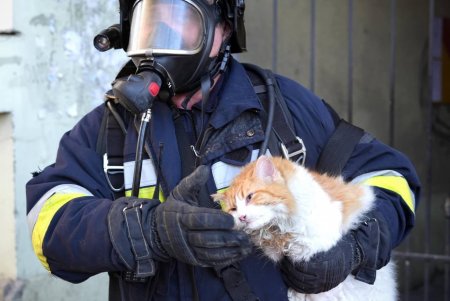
94,0,246,114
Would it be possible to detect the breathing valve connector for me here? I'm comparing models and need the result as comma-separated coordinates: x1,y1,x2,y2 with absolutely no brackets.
111,70,162,115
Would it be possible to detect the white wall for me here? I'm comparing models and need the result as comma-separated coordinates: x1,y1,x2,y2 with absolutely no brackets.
0,0,126,299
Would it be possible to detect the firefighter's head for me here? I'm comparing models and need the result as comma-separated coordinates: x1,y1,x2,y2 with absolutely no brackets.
95,0,246,96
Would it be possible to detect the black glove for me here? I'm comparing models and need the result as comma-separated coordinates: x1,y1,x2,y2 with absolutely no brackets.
280,209,391,294
150,165,253,267
108,166,252,277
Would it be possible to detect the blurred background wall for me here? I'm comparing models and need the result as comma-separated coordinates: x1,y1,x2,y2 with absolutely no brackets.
0,0,449,300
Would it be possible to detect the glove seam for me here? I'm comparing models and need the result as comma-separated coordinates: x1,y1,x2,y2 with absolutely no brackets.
149,209,171,262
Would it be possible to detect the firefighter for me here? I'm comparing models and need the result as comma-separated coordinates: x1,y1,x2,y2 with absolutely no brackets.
26,0,420,300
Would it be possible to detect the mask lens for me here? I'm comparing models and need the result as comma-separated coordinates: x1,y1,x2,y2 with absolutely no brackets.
128,0,204,55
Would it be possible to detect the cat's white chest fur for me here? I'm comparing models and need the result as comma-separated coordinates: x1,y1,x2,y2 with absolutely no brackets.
287,262,396,301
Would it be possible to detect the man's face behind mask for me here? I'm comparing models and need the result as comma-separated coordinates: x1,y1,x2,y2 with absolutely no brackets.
125,0,226,95
127,0,205,56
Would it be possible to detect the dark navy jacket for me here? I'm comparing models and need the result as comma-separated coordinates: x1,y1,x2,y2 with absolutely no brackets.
26,58,420,300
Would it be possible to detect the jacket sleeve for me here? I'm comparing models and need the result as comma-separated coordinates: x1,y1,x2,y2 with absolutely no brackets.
26,105,129,283
276,74,421,249
342,137,420,248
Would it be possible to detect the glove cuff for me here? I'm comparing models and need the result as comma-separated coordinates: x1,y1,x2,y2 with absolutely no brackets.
108,197,161,277
351,209,391,284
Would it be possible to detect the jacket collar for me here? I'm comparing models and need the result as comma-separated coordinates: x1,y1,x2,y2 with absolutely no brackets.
209,58,262,129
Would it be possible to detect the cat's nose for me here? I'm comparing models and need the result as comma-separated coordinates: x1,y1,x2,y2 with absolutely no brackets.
239,215,247,222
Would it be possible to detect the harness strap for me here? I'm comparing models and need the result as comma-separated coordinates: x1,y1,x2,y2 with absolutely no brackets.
172,109,202,301
98,94,157,287
249,85,280,157
215,264,260,301
244,76,280,157
243,64,306,165
173,110,197,179
172,107,259,301
122,202,156,277
97,92,127,200
316,119,364,176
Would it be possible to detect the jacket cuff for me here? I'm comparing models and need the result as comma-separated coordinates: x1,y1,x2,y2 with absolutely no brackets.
107,197,160,277
352,209,392,284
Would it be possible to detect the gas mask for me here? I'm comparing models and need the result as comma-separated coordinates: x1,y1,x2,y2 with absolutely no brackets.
95,0,245,112
126,0,227,101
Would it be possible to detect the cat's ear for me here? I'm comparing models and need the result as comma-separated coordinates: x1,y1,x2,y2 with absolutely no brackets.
211,193,223,203
255,156,280,182
211,193,226,210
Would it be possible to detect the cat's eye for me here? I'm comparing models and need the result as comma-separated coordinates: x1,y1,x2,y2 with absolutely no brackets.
229,207,236,212
246,193,254,203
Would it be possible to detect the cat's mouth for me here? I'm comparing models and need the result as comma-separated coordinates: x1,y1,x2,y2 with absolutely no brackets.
233,220,247,230
235,218,273,232
234,219,258,231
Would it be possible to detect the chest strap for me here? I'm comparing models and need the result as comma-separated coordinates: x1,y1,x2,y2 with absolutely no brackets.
215,264,260,301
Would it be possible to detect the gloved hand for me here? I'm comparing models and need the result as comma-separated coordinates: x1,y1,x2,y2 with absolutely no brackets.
280,209,391,294
149,165,253,267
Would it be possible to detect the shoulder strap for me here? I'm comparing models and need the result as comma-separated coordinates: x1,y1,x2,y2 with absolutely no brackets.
315,119,364,176
243,63,365,176
243,63,306,165
97,91,127,199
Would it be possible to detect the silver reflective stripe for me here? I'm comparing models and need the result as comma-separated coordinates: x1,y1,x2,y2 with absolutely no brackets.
27,184,93,236
351,170,405,183
124,159,158,190
124,150,267,193
351,169,416,209
212,149,261,191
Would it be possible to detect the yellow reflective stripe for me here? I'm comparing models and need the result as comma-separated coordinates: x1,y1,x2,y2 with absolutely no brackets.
125,187,165,201
31,192,87,271
216,187,228,194
363,176,415,212
215,188,229,210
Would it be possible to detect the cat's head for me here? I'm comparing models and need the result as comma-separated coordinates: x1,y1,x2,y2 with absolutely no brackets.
212,156,296,232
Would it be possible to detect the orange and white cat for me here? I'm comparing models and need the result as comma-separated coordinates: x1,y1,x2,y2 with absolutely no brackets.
213,155,396,301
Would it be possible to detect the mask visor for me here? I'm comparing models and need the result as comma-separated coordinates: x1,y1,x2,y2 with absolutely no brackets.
127,0,204,57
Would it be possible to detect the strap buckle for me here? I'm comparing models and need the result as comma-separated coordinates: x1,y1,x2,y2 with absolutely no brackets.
103,153,125,192
280,137,306,166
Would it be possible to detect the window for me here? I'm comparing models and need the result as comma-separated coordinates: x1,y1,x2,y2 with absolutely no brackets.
0,0,13,32
0,113,16,279
431,17,450,104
